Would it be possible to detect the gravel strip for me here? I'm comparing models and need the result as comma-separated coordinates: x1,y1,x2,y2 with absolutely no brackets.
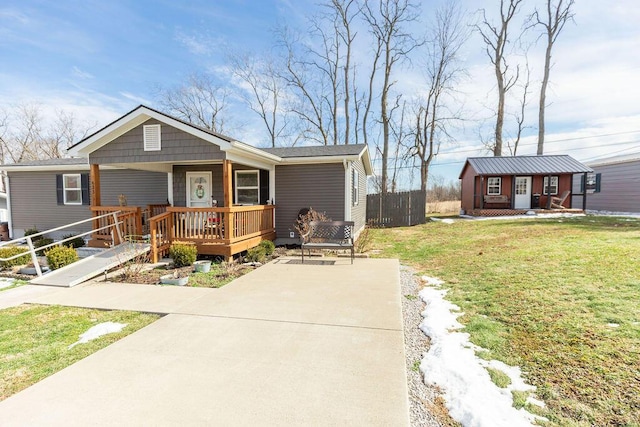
401,265,452,427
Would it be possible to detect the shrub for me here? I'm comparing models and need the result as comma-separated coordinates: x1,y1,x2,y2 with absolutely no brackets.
294,208,331,238
245,246,266,263
258,240,275,256
0,246,31,269
35,237,54,249
45,245,78,270
169,242,197,267
62,234,86,248
23,227,40,237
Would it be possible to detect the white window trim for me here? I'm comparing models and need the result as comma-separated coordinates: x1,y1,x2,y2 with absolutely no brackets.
487,177,501,195
543,176,559,195
235,170,260,205
143,124,161,151
63,173,82,205
352,168,359,206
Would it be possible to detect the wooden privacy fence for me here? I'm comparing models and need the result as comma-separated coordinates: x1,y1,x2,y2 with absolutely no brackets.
366,190,426,227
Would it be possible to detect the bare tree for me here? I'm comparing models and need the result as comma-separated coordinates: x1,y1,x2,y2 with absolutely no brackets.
230,53,288,147
413,2,468,192
0,104,94,163
477,0,524,156
532,0,575,155
156,72,233,134
274,0,360,146
506,58,531,155
362,0,422,194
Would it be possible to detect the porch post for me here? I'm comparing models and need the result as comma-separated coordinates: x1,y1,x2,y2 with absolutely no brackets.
90,163,101,207
546,173,552,209
582,172,588,211
223,160,233,207
479,176,484,209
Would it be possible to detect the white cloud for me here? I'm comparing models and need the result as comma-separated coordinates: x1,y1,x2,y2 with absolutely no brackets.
71,66,93,80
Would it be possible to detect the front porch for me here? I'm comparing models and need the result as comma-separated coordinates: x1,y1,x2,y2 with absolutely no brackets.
90,204,276,261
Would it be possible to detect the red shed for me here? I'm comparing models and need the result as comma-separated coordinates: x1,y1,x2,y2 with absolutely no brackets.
459,155,593,216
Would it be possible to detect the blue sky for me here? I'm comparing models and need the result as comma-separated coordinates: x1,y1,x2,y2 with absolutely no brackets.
1,0,640,185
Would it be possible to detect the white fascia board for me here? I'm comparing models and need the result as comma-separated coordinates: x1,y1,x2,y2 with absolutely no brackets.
225,151,276,170
359,145,374,175
227,141,281,162
68,106,233,157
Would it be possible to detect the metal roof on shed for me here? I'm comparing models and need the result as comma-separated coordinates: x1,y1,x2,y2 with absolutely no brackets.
460,155,592,178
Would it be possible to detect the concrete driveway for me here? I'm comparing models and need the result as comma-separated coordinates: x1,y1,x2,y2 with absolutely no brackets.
0,257,409,426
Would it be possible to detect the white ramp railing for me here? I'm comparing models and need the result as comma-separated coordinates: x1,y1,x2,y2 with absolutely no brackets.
0,212,124,277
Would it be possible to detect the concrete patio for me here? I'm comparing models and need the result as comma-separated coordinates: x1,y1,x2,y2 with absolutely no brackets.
0,257,409,426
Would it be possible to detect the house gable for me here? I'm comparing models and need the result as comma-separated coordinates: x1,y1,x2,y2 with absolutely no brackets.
90,118,225,165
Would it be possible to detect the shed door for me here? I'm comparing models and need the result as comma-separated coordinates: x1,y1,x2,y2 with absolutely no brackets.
514,176,532,209
186,172,212,208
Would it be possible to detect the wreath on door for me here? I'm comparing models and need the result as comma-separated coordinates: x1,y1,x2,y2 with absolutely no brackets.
195,184,205,199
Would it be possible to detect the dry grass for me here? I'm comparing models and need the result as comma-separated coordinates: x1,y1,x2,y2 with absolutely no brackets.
426,200,461,215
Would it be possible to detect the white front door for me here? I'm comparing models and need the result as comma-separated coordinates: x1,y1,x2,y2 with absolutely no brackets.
514,176,532,209
186,172,212,207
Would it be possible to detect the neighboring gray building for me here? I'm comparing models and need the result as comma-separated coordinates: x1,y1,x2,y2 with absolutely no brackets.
0,105,373,248
572,153,640,213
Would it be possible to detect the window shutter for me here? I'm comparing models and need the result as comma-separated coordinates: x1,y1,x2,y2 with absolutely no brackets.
56,174,64,205
81,174,90,205
143,124,161,151
595,173,601,193
259,170,269,204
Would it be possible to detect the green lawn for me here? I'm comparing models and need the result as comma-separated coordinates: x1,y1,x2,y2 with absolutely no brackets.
371,215,640,426
0,305,159,401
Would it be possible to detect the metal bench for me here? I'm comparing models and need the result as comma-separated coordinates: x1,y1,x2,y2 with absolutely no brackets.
301,220,354,264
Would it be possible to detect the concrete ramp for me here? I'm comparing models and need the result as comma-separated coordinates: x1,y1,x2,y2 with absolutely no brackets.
30,243,150,287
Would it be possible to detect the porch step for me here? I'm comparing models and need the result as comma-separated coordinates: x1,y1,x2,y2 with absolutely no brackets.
30,243,150,287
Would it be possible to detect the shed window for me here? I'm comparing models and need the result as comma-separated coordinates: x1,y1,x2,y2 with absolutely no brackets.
235,170,259,205
543,176,559,195
487,177,501,195
352,168,359,206
143,124,161,151
63,174,82,205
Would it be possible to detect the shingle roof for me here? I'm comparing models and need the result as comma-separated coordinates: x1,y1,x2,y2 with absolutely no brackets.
2,157,88,167
462,155,592,177
261,144,367,158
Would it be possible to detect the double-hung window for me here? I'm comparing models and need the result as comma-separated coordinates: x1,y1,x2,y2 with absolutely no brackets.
235,170,259,205
63,174,82,205
487,177,501,195
352,168,359,206
543,176,559,195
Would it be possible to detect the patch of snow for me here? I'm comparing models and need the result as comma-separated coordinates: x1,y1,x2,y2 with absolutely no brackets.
418,280,545,427
68,322,127,349
421,275,444,286
526,396,546,408
606,323,620,328
0,277,16,289
586,209,640,218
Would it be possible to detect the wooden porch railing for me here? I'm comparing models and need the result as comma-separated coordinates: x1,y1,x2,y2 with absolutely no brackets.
148,205,276,262
90,206,142,245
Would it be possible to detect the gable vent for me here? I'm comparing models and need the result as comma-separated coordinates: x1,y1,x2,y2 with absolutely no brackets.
143,124,161,151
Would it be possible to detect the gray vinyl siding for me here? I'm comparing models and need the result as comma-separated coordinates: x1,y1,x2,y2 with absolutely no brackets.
90,119,225,164
350,159,367,233
274,163,345,241
574,160,640,212
101,170,168,206
8,169,168,238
